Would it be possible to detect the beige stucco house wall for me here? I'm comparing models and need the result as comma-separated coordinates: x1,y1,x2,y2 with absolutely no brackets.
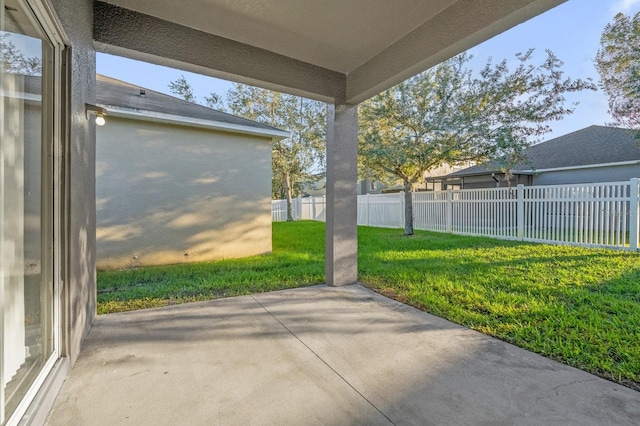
95,76,287,269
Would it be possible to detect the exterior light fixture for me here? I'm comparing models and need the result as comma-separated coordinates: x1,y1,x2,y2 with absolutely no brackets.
85,103,107,126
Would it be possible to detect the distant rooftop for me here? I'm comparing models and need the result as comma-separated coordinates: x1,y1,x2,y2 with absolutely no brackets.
448,125,640,177
96,74,282,133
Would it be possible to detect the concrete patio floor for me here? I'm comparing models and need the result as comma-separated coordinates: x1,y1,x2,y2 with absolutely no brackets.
45,284,640,425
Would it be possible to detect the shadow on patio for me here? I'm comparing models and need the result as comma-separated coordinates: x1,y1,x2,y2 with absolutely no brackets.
45,285,640,425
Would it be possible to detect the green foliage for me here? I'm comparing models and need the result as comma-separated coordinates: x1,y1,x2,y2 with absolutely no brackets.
359,50,596,234
98,222,640,390
596,12,640,131
359,54,471,186
0,32,42,75
225,84,326,217
168,74,197,103
204,92,222,108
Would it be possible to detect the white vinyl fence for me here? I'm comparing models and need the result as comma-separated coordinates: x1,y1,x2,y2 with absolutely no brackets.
272,178,640,251
272,197,327,222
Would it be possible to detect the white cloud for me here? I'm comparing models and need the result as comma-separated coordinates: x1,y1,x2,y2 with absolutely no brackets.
612,0,640,13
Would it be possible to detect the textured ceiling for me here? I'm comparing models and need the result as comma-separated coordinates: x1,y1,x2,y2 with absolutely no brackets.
96,0,566,103
99,0,455,73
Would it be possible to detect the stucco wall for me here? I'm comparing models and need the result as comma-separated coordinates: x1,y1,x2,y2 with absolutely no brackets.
532,164,640,185
96,116,273,269
51,0,96,365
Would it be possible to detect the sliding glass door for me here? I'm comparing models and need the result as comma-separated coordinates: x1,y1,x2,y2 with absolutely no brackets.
1,0,61,423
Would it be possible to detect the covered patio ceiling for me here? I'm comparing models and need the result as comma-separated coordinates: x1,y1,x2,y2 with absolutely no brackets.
94,0,565,103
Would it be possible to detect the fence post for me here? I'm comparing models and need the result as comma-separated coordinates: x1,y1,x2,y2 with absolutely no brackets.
365,193,370,226
446,189,453,233
293,197,298,220
630,178,639,251
517,184,525,240
322,195,326,222
399,191,405,228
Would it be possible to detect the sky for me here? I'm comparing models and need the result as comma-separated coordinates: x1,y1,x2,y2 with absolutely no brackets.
96,0,640,142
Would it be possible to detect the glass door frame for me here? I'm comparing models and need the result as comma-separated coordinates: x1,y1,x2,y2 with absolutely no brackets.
2,0,68,424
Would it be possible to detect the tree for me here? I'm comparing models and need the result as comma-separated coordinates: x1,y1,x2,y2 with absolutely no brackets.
168,75,225,110
226,84,326,221
204,92,222,109
595,12,640,131
359,50,596,235
0,33,42,75
168,75,196,103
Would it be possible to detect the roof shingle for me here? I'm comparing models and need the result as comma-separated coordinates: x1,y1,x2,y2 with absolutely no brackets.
96,74,281,132
448,125,640,177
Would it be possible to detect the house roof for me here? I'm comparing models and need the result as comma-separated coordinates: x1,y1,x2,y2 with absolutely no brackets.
16,72,287,138
96,74,285,135
446,126,640,177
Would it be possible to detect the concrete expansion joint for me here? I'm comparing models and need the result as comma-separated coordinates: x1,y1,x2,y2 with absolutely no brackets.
249,295,397,425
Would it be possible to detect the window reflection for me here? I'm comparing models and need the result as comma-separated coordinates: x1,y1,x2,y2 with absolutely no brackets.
1,1,54,423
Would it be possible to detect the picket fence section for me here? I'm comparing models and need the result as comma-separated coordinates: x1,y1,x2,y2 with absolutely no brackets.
272,178,640,251
271,197,327,222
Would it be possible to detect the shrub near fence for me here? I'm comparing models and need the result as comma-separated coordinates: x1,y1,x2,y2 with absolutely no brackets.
272,178,640,251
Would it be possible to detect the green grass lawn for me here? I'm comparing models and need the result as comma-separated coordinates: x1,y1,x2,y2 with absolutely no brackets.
97,221,325,314
98,220,640,391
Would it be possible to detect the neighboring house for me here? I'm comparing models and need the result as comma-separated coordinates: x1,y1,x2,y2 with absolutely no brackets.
95,75,288,269
421,162,476,191
358,161,476,195
301,175,327,197
432,126,640,189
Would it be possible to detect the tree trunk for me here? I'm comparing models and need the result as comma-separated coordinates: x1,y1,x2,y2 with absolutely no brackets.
403,180,414,235
285,171,294,222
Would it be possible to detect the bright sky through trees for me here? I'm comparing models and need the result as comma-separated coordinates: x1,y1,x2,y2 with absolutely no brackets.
97,0,640,139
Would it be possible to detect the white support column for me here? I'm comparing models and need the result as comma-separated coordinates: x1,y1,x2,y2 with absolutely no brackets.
325,103,358,286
